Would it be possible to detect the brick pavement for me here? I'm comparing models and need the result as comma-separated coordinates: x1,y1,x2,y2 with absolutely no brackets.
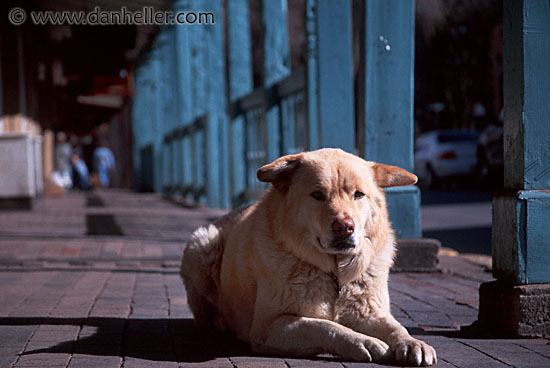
0,189,549,368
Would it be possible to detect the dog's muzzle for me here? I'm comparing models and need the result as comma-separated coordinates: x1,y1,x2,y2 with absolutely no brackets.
329,217,356,251
330,236,356,252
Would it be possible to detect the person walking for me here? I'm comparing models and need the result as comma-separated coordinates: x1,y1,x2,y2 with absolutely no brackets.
93,141,116,187
54,132,73,189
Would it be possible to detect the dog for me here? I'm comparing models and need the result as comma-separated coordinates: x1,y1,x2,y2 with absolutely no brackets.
181,148,437,366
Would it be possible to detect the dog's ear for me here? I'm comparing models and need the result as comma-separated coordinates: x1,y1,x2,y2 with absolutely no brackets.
257,154,302,193
372,163,417,188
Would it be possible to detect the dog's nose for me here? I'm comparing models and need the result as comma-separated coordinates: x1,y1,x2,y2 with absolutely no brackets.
332,217,355,238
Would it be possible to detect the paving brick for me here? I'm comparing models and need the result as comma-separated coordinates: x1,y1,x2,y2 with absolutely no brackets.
458,339,550,367
286,358,345,367
29,325,80,341
0,272,54,316
0,325,36,348
178,357,234,368
14,352,71,367
421,337,509,367
496,353,550,367
343,363,405,368
514,339,550,359
389,291,436,313
123,357,177,368
406,310,456,328
0,347,21,367
422,361,457,368
67,354,122,368
229,356,288,368
73,340,122,356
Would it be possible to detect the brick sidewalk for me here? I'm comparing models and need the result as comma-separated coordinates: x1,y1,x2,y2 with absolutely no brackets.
0,190,548,368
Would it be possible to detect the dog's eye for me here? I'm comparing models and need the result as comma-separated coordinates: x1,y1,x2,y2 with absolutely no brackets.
354,190,365,199
310,190,326,201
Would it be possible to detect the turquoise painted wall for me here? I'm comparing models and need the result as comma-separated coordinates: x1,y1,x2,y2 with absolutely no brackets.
131,0,421,243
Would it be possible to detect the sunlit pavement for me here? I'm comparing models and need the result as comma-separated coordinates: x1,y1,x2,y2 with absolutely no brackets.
0,190,548,368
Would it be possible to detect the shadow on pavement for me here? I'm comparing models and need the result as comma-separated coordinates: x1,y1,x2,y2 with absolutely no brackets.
86,214,124,236
1,317,469,365
3,317,250,362
86,194,106,207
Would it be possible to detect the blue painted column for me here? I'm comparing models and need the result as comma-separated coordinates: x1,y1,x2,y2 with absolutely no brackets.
227,0,253,206
493,0,550,284
132,57,156,192
188,15,206,202
471,0,550,338
131,64,144,190
150,33,168,194
204,0,230,208
306,0,354,152
263,0,290,162
160,26,179,193
358,0,420,238
173,0,193,195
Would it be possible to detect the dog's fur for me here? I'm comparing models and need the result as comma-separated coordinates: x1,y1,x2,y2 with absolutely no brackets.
180,148,437,366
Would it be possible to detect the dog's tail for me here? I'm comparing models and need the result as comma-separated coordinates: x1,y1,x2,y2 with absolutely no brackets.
180,224,224,327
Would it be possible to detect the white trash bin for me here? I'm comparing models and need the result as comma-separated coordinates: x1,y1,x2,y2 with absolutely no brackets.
0,133,43,209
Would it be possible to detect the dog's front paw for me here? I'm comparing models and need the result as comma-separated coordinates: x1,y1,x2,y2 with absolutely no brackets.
341,334,391,362
394,338,437,366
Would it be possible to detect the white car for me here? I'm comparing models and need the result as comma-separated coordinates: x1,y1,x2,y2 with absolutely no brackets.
414,130,480,188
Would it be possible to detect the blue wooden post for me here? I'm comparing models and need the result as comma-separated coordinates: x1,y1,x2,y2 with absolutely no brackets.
150,33,168,194
227,0,253,99
493,0,550,285
204,0,230,208
281,96,296,154
472,0,550,338
160,26,178,193
306,0,354,152
188,17,206,201
173,0,193,195
227,0,253,205
263,0,290,162
359,0,420,238
132,57,156,192
132,64,144,190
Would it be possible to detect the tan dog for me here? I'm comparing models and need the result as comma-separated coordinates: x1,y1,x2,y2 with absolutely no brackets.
181,148,437,366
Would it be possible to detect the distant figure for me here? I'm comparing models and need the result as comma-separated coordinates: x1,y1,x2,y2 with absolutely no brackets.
54,132,73,189
72,153,90,190
93,142,116,187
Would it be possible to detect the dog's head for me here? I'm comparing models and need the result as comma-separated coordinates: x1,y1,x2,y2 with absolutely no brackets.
257,148,416,276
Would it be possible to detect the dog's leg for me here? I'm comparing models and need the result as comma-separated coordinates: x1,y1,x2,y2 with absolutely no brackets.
349,314,437,366
250,315,391,362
